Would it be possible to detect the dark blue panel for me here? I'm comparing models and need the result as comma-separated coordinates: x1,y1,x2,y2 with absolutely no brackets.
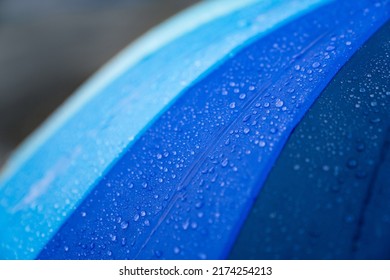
229,20,390,260
38,0,389,259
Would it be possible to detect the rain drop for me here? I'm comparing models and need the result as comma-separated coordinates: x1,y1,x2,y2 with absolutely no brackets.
195,201,203,209
120,221,129,230
275,99,284,107
346,158,358,169
370,117,381,123
198,253,207,260
221,158,229,167
312,62,320,68
259,141,266,147
154,250,162,258
182,219,190,230
287,88,295,93
322,165,330,171
356,142,365,152
173,247,181,254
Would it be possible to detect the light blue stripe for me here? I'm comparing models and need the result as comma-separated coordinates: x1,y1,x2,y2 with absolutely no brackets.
0,0,330,259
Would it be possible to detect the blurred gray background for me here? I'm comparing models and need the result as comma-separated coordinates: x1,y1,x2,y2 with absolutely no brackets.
0,0,200,166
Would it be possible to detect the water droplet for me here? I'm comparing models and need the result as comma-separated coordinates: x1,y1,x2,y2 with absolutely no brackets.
154,250,162,258
270,212,280,220
140,211,146,217
322,165,330,171
259,141,266,147
221,158,229,167
370,117,381,123
198,253,207,260
156,153,162,159
275,99,284,107
182,219,190,230
195,201,203,209
344,215,354,223
229,102,236,109
81,212,86,217
356,142,365,152
346,158,358,169
287,88,295,93
239,93,246,100
243,115,251,122
345,41,352,46
355,170,367,179
133,214,140,222
120,221,129,230
243,127,250,134
326,45,335,51
312,62,320,68
173,247,181,254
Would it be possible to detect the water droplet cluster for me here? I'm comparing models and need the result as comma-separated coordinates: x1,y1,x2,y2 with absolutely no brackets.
38,0,390,260
230,16,390,260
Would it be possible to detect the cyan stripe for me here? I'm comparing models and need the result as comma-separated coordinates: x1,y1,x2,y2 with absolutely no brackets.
0,0,330,259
